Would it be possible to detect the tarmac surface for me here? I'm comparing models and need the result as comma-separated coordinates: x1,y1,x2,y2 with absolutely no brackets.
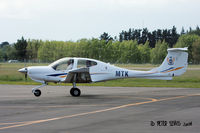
0,84,200,133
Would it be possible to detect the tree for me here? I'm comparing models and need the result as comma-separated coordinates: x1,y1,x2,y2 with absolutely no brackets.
110,41,121,63
0,42,9,48
150,31,157,48
135,29,141,44
119,31,123,42
138,42,151,63
181,27,185,35
0,49,3,61
14,37,28,61
100,32,113,43
140,28,148,44
151,41,168,64
0,45,16,61
26,39,41,62
156,29,162,41
174,34,200,63
88,38,102,60
192,39,200,64
118,40,140,63
77,39,90,58
169,26,179,48
37,41,54,62
188,25,200,36
102,40,113,62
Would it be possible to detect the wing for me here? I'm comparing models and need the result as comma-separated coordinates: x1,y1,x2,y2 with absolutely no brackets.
64,67,92,83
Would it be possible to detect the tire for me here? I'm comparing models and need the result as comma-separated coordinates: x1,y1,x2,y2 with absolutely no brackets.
70,88,81,97
34,89,41,97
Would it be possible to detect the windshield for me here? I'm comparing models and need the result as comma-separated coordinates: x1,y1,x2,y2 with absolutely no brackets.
49,58,74,71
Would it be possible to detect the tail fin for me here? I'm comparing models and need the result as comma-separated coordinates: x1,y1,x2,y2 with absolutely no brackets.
151,47,188,77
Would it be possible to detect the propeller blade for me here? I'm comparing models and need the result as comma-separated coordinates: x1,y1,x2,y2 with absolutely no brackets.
25,73,27,81
25,67,27,81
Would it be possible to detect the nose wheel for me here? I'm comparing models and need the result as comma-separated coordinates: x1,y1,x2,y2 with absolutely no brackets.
33,89,41,97
70,88,81,97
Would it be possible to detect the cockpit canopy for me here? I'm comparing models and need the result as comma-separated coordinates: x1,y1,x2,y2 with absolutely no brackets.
49,58,74,71
49,58,97,71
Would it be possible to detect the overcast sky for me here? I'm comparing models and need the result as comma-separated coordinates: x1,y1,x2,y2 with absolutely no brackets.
0,0,199,43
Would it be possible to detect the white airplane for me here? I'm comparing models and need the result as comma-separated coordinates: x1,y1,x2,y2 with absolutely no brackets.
18,47,188,97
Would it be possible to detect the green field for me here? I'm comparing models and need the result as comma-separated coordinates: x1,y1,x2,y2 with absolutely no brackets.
0,63,200,88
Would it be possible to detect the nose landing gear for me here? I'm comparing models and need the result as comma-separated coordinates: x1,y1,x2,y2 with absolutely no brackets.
32,83,47,97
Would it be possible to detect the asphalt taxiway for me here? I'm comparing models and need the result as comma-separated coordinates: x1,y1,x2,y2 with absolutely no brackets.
0,85,200,133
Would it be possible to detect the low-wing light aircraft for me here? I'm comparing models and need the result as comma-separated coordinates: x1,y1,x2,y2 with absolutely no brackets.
18,47,188,97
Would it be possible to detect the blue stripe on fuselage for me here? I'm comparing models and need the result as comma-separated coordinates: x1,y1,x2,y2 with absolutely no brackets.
47,73,68,77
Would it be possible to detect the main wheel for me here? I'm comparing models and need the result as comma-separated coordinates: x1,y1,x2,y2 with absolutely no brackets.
70,88,81,97
34,89,41,97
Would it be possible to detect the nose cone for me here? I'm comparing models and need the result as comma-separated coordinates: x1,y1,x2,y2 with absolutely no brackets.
18,67,28,74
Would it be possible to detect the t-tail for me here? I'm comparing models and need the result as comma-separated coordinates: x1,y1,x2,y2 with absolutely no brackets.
148,47,188,80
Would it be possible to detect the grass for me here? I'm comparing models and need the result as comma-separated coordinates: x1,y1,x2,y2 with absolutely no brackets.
0,63,200,88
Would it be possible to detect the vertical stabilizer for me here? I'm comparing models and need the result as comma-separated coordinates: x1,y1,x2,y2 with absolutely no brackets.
151,47,188,76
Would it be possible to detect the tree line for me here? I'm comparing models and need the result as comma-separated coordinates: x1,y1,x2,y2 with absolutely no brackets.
0,26,200,64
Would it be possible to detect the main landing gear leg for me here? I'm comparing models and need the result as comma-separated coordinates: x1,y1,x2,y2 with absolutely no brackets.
70,74,81,97
32,83,47,97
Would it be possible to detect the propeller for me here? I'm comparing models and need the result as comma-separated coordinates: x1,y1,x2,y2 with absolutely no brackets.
24,61,27,81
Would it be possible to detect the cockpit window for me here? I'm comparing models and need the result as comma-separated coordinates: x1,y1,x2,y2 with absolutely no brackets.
49,58,74,71
86,60,97,67
77,59,97,68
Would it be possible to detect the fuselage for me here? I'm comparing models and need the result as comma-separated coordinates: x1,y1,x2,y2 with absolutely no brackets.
18,57,176,84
